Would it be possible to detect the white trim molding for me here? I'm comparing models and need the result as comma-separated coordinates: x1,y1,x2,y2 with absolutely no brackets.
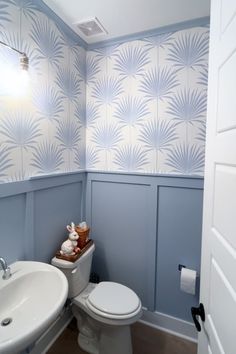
140,309,198,343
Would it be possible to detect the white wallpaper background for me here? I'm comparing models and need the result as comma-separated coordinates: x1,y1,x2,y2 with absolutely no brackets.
87,26,209,175
0,1,86,183
0,1,209,182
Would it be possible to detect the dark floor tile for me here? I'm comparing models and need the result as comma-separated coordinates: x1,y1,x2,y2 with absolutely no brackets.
47,319,86,354
47,319,197,354
131,322,197,354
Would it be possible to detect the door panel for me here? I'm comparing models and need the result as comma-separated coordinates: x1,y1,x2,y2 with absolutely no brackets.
209,259,236,354
198,0,236,353
211,229,236,293
221,0,236,32
213,165,236,249
217,51,236,132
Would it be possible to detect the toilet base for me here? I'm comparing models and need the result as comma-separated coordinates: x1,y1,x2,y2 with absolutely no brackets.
99,325,132,354
78,332,99,354
73,306,133,354
78,323,132,354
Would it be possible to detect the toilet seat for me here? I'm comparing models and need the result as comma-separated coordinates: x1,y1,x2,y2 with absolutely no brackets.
86,281,142,319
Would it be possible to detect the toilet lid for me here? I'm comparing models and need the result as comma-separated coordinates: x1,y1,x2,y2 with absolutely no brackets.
87,282,141,316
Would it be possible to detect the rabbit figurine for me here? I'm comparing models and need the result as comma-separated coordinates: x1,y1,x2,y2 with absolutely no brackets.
60,222,80,256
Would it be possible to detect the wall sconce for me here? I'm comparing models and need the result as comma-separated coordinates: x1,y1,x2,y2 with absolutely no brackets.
0,40,29,71
0,40,29,96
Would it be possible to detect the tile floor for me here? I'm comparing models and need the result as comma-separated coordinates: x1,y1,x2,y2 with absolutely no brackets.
47,319,197,354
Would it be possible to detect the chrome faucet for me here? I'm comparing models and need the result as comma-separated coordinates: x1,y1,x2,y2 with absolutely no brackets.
0,258,11,280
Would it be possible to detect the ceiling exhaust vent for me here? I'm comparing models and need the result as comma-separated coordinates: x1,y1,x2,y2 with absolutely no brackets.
75,17,107,37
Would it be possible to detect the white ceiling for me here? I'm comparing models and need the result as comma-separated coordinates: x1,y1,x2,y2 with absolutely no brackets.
43,0,210,44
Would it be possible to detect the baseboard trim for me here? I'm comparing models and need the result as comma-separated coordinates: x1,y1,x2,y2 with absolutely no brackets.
29,306,73,354
140,309,198,343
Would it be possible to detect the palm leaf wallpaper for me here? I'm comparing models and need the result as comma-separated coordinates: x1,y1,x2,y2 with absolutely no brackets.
166,89,207,125
0,1,85,181
113,46,150,78
87,26,209,174
0,0,209,181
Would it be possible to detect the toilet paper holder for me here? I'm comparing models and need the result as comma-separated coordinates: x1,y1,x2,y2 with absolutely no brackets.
178,264,186,271
178,264,199,277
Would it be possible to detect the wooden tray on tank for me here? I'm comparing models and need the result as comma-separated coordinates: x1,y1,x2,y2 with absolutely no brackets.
55,239,94,262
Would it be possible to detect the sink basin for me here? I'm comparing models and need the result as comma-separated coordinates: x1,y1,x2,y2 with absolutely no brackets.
0,261,68,354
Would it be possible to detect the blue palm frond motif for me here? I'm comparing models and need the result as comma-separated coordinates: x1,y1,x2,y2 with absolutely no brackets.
114,96,149,126
74,54,100,84
86,102,99,126
33,84,63,122
30,141,63,173
56,67,81,102
139,120,177,151
0,146,12,177
166,143,205,174
114,145,148,171
167,89,207,125
7,170,28,182
30,18,64,68
197,66,208,87
74,145,86,169
86,56,101,83
55,120,81,151
0,113,41,150
167,32,209,70
0,2,12,26
85,146,100,169
139,67,179,100
91,123,122,150
7,0,41,20
113,46,150,77
91,77,123,105
74,102,86,125
74,52,86,82
196,122,206,142
93,45,119,59
143,32,173,49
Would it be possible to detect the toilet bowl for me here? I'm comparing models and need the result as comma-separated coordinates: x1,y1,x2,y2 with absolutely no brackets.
51,243,142,354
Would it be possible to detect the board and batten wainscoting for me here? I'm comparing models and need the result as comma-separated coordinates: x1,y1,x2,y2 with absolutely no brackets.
0,172,86,264
86,172,203,341
0,171,203,347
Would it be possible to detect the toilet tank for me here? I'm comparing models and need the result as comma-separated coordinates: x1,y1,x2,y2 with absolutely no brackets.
51,244,95,298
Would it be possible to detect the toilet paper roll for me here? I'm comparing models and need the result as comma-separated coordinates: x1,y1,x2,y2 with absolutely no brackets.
180,267,197,295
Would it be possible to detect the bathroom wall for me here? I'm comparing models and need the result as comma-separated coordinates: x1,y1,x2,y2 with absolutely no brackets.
0,0,86,183
0,172,86,265
0,2,208,338
85,24,208,329
86,172,203,326
0,1,87,276
86,26,209,175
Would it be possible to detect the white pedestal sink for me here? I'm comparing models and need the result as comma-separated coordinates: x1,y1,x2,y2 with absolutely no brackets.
0,261,68,354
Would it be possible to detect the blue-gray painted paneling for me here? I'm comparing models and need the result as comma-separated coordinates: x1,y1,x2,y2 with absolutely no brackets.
0,172,86,265
0,170,203,325
90,180,152,307
34,182,83,262
155,186,203,321
0,194,26,264
86,172,203,322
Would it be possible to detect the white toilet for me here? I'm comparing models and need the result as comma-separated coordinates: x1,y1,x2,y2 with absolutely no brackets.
51,243,142,354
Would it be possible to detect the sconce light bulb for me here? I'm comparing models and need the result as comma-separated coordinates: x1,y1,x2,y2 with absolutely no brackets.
19,53,29,71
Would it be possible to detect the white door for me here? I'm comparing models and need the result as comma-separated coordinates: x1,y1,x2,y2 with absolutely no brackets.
197,0,236,353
